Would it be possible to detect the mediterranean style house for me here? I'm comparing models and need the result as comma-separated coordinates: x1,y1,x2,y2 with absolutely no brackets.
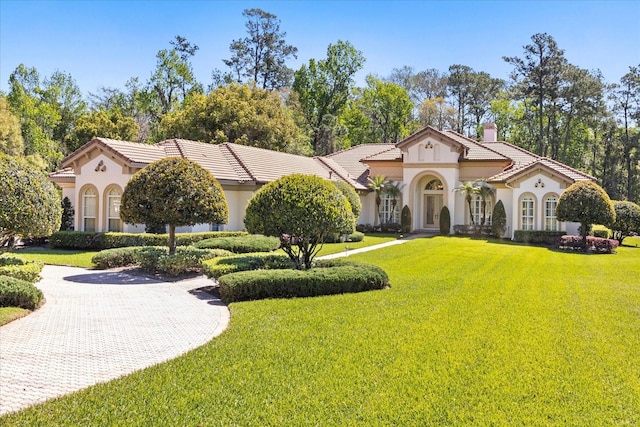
49,124,592,238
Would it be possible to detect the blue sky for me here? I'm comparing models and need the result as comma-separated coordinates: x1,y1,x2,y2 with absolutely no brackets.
1,1,638,96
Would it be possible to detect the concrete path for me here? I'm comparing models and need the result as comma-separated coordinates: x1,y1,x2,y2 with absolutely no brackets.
318,232,429,260
0,265,229,416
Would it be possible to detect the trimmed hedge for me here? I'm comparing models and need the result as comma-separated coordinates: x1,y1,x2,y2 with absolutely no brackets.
92,246,232,275
558,235,619,254
50,231,247,250
217,260,389,303
203,253,294,279
0,255,44,283
91,247,141,269
453,225,492,236
0,276,43,309
194,235,281,253
513,230,565,245
592,229,610,238
322,231,365,244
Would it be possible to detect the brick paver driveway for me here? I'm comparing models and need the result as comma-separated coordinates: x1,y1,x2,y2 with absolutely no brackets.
0,265,229,415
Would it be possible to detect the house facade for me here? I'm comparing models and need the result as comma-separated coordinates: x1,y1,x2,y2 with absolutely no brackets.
50,124,592,238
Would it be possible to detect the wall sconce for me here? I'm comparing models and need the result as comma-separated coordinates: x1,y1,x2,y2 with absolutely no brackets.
94,160,106,172
534,178,544,188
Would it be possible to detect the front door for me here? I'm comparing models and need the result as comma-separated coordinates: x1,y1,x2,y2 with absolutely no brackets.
424,194,443,228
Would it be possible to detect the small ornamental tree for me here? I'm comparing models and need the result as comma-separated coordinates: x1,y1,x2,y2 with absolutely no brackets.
439,206,451,235
491,200,507,238
611,200,640,245
0,154,62,247
244,174,355,269
401,205,411,233
120,157,229,255
556,181,615,250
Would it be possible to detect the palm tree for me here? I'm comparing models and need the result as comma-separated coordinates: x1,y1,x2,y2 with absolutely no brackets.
474,179,496,226
383,180,405,223
453,181,478,225
368,175,386,226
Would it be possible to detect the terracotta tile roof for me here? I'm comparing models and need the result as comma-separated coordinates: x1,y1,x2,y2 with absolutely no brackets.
325,143,396,185
362,147,402,161
156,140,252,182
95,138,168,165
489,158,594,183
442,131,508,161
48,167,75,178
482,142,539,166
314,157,368,190
222,142,337,183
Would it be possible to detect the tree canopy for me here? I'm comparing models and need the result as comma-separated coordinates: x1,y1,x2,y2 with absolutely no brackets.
0,154,62,247
610,200,640,244
556,180,615,248
244,174,355,269
120,157,229,254
160,83,311,154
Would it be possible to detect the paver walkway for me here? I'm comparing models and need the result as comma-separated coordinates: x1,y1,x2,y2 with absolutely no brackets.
0,265,229,416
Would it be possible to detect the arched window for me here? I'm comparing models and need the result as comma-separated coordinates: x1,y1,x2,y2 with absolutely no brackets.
520,194,535,230
82,187,97,232
106,187,122,232
544,194,559,231
424,179,444,191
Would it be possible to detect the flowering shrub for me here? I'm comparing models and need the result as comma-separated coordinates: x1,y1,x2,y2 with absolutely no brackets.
558,235,619,254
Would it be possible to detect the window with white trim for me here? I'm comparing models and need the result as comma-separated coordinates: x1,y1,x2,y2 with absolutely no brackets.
471,195,492,225
83,188,97,232
380,194,400,224
521,196,535,230
107,188,121,232
544,195,559,231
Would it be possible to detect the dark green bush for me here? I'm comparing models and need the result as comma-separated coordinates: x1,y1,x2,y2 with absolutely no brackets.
135,246,232,275
592,229,609,238
0,255,44,283
0,276,43,309
91,247,141,269
439,206,451,235
217,260,389,303
491,200,507,237
92,246,231,275
156,248,232,276
50,231,247,250
203,253,294,279
513,230,565,245
401,205,411,233
194,235,280,253
322,231,365,243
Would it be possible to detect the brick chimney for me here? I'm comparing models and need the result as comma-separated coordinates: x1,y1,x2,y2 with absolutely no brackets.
483,123,498,143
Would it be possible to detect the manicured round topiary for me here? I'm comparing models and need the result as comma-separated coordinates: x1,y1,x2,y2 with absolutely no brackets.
556,181,615,250
244,174,355,269
120,157,229,255
0,154,62,247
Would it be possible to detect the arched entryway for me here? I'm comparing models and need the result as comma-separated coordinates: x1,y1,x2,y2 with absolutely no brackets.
423,178,444,228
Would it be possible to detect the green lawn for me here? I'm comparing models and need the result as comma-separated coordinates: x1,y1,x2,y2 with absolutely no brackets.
0,307,30,326
314,233,398,257
2,237,640,425
12,248,98,268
